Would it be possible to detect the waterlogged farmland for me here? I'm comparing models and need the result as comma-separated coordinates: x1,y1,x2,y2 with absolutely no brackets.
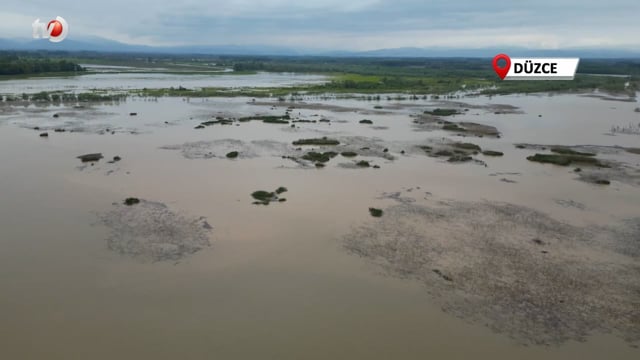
1,57,639,359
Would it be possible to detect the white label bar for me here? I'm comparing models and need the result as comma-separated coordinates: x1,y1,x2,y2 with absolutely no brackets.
505,58,580,80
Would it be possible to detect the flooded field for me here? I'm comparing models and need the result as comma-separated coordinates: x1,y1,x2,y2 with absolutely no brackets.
0,71,328,93
0,74,639,359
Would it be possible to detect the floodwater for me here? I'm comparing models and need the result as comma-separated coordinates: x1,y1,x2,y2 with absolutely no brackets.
0,71,328,94
0,76,639,359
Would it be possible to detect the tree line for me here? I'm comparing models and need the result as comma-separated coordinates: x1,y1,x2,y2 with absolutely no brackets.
0,54,84,75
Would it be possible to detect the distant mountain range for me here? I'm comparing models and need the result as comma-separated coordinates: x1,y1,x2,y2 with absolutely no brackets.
1,36,640,58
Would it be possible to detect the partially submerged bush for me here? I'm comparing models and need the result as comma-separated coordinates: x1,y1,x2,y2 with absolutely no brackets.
369,208,384,217
77,153,103,162
482,150,504,157
252,187,288,205
302,151,338,163
341,151,358,157
594,179,611,185
251,191,276,202
124,198,140,206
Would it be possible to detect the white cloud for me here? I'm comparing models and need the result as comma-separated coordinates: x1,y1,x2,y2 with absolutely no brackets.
0,1,639,50
0,12,42,38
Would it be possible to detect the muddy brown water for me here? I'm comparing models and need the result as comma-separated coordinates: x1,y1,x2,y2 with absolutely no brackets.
0,85,639,359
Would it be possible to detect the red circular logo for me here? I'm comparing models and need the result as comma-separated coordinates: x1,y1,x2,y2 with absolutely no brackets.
47,20,63,37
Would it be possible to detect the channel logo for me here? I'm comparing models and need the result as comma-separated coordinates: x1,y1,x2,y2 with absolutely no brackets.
32,16,69,43
493,54,580,81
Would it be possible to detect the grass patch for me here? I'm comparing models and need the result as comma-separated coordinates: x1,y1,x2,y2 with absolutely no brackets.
448,155,473,163
527,153,604,166
550,147,596,157
201,119,233,126
359,119,373,124
292,137,340,146
263,119,289,124
356,160,371,167
434,150,454,157
452,143,482,151
238,114,290,123
302,151,338,163
425,108,459,116
482,151,504,156
443,123,466,132
226,151,239,159
369,208,384,217
341,152,358,157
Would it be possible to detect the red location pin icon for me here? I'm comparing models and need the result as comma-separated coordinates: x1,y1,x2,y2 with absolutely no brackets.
492,54,511,80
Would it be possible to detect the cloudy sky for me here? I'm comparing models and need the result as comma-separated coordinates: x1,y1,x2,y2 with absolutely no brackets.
1,0,639,50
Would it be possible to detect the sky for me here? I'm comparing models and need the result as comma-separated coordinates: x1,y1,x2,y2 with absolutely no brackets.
1,0,639,50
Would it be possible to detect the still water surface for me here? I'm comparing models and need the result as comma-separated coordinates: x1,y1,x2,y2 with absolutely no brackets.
0,79,639,359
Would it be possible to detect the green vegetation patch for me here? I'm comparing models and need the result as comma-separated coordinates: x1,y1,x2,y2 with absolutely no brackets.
442,123,467,132
263,119,289,124
0,55,84,76
252,187,289,205
292,137,340,146
448,155,473,163
202,119,233,126
452,143,482,151
425,108,459,116
302,151,338,163
482,151,504,157
527,153,604,167
124,198,141,206
369,208,384,217
238,114,290,123
434,150,454,157
550,147,596,157
341,152,358,158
